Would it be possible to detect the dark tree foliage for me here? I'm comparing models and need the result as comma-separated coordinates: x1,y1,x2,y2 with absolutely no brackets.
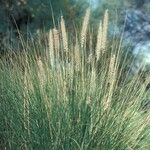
0,0,88,32
0,0,89,53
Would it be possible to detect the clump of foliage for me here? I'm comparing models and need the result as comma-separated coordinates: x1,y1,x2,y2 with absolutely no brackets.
0,9,150,149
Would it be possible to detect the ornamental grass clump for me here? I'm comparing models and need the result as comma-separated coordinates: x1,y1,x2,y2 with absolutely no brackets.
0,9,150,150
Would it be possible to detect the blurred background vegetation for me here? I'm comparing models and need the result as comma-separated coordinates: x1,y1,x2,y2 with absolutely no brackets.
1,0,149,30
0,0,88,54
0,0,150,54
0,0,89,33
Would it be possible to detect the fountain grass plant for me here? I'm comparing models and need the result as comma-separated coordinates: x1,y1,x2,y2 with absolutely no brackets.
0,10,150,150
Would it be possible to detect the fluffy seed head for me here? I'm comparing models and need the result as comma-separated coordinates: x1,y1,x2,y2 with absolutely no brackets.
108,54,116,83
60,16,68,52
96,21,103,61
104,54,116,111
80,8,91,48
101,9,109,52
37,58,46,87
48,29,54,65
53,28,60,56
74,37,81,71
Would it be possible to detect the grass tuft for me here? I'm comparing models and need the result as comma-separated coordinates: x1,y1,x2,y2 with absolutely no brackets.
0,9,150,150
